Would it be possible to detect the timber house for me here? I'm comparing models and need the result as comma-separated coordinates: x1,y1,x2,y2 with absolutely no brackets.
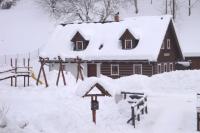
41,15,184,78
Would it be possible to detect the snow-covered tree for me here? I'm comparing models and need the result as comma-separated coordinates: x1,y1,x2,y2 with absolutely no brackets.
94,0,120,22
0,0,16,9
38,0,120,22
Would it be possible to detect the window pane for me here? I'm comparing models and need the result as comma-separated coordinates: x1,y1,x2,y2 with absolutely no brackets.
125,40,132,49
76,41,83,50
111,65,119,75
134,65,142,74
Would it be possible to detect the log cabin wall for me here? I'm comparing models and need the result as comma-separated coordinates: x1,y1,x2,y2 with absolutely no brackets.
185,57,200,69
100,62,153,78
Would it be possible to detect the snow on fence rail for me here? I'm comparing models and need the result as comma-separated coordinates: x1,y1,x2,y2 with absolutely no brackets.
121,92,148,128
0,46,44,65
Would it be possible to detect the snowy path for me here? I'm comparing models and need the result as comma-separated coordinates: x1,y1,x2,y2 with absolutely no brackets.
138,94,197,133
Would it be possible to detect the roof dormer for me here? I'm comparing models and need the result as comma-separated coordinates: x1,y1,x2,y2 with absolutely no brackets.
71,31,89,51
119,29,139,50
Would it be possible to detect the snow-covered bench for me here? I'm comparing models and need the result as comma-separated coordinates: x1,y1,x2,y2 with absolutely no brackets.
121,92,148,128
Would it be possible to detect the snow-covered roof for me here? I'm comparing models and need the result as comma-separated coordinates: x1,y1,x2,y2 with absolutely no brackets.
76,77,120,97
41,15,173,61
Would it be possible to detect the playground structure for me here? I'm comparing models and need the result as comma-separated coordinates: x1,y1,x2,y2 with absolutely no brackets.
0,58,44,87
36,56,84,87
0,58,32,87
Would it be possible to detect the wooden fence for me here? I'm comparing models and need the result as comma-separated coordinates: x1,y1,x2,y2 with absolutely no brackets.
121,91,148,128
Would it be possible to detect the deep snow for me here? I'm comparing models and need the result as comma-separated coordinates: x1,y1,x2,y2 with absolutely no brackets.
0,70,199,133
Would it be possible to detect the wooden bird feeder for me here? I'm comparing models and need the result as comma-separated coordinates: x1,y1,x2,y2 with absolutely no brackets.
82,83,111,124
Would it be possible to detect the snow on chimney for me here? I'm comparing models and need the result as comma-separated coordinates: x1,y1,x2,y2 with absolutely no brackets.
114,12,120,22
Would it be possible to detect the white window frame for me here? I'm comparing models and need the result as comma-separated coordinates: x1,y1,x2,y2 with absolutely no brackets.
125,39,133,49
167,39,171,49
157,63,161,74
164,63,168,72
76,41,84,50
133,64,142,74
169,63,173,71
111,64,119,76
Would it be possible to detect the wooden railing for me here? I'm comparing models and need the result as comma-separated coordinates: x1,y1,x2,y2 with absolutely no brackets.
121,92,148,128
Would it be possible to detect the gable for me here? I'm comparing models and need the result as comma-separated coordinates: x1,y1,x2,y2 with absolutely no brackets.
157,20,183,62
71,31,89,51
71,31,86,42
119,29,136,40
83,83,111,97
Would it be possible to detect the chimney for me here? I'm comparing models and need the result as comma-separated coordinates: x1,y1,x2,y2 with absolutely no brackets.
114,12,120,22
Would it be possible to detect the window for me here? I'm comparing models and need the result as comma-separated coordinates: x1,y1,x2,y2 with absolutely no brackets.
161,42,165,49
157,64,161,74
167,39,171,49
76,41,84,50
133,64,142,74
111,64,119,75
169,63,173,71
164,63,168,72
125,39,133,49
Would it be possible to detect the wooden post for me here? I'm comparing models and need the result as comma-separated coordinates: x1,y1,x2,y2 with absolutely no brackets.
56,56,66,86
137,104,140,121
23,58,25,67
56,65,61,86
11,77,13,86
24,76,26,87
37,57,48,87
145,97,148,114
131,107,135,128
15,76,17,87
10,58,13,67
4,55,6,64
198,112,200,131
28,58,30,86
91,96,97,124
76,57,84,82
15,58,17,87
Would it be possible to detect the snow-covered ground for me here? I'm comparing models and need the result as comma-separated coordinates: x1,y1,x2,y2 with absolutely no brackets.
0,0,54,56
0,69,199,133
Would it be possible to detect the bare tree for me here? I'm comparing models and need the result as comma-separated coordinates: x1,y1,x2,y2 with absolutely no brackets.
67,0,96,22
134,0,138,14
94,0,120,22
124,0,139,14
189,0,191,16
38,0,119,22
0,0,16,9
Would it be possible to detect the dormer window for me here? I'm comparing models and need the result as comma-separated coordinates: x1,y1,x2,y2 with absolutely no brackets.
71,31,89,51
119,29,139,50
76,41,84,50
125,39,133,49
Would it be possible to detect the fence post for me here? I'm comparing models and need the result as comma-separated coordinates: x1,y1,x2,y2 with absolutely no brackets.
4,55,7,64
38,48,40,57
29,52,31,59
132,107,135,128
